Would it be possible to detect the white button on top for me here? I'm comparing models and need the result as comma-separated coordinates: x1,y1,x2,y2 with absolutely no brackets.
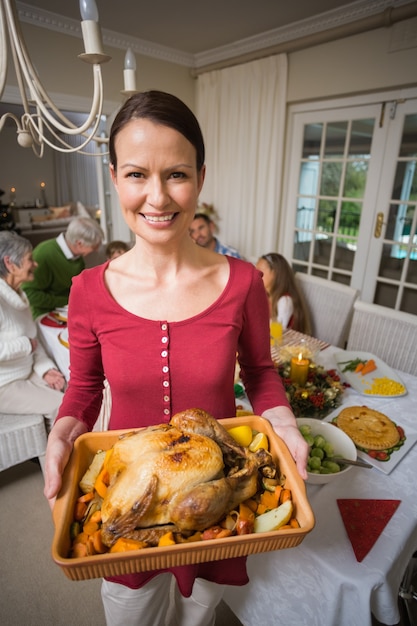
161,323,168,331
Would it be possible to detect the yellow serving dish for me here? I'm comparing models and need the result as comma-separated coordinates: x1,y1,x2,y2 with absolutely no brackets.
52,415,315,581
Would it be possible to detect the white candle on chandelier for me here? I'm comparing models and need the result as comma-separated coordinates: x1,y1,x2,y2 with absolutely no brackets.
79,0,99,21
123,48,137,93
79,0,104,57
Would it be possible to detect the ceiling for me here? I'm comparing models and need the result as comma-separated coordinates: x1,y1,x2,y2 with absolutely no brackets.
18,0,404,66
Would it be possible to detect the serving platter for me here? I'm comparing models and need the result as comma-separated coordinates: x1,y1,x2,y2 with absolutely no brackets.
52,415,315,581
355,428,417,475
334,351,407,398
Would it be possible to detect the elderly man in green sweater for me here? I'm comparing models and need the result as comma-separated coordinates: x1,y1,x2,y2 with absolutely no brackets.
23,216,104,319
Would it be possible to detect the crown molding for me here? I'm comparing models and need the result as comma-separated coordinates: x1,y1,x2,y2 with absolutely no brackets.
16,1,194,67
17,0,413,70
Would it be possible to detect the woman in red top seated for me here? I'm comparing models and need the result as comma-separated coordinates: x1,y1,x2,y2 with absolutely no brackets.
44,91,308,626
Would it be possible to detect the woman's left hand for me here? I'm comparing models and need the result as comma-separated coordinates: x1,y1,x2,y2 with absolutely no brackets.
262,406,309,480
43,368,66,391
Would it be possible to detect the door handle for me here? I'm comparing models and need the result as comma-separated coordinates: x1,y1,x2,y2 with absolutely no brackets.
374,212,385,238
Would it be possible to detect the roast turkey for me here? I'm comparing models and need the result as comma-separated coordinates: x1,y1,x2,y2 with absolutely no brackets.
100,408,276,547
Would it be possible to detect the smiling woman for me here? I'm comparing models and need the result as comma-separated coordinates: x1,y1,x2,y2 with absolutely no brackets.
44,90,309,626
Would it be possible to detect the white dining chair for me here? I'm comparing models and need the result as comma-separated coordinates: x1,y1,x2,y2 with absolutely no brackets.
346,300,417,376
0,413,47,476
295,273,359,348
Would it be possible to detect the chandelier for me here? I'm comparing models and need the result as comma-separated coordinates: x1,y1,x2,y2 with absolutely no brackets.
0,0,137,157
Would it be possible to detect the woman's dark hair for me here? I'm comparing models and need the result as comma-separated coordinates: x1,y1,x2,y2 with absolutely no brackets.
109,90,205,172
260,253,311,334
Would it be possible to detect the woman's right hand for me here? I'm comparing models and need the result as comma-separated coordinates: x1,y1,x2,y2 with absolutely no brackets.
30,337,38,352
43,416,88,509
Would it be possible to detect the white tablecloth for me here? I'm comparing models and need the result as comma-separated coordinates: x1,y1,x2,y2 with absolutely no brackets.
224,346,417,626
37,317,111,431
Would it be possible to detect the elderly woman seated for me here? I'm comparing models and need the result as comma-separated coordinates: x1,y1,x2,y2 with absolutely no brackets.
0,232,65,431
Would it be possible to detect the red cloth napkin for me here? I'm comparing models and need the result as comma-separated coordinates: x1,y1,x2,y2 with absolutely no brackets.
337,499,401,562
40,314,67,328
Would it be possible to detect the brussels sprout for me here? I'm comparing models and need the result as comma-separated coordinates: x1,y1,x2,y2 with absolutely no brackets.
303,433,315,447
311,447,324,460
313,435,326,449
322,460,341,473
322,442,334,457
308,456,322,470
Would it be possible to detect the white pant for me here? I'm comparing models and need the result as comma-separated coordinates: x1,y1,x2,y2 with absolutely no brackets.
101,575,225,626
0,372,63,431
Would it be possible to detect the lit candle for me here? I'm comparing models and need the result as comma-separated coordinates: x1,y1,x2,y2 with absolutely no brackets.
40,182,48,207
123,48,137,93
290,352,310,386
10,187,16,203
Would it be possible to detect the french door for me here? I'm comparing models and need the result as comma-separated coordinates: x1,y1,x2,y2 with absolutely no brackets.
282,89,417,315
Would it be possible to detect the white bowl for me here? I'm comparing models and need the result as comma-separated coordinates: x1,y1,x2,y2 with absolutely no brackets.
297,417,357,485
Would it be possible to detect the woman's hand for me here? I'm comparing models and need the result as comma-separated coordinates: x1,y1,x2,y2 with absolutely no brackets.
30,337,38,352
43,417,88,509
43,368,66,391
261,406,309,480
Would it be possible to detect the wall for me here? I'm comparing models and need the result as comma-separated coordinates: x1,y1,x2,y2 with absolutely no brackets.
286,25,417,103
1,124,56,207
2,18,417,241
1,21,196,233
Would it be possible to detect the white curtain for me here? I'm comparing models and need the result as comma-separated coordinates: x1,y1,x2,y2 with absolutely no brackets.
53,139,100,208
196,54,287,262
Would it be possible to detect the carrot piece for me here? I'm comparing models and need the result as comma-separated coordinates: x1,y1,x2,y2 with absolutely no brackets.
73,500,88,521
259,489,280,510
279,488,292,504
89,510,102,524
109,538,148,552
92,529,107,554
279,524,292,530
86,536,96,555
82,520,99,536
78,491,95,504
71,542,88,558
256,503,268,515
242,498,258,513
354,362,365,373
94,467,109,499
361,359,377,376
290,518,300,528
158,532,176,547
73,531,89,545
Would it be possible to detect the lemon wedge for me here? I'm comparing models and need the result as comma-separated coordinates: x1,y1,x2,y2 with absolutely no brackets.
249,431,269,452
227,425,253,447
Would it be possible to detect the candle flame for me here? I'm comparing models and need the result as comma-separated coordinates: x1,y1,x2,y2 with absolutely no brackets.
40,182,46,188
298,352,303,361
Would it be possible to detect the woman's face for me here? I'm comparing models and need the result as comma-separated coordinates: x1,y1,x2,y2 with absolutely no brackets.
110,119,205,246
7,251,37,288
256,258,275,293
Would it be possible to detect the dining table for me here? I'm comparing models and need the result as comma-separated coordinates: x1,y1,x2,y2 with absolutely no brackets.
37,310,111,431
224,334,417,626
